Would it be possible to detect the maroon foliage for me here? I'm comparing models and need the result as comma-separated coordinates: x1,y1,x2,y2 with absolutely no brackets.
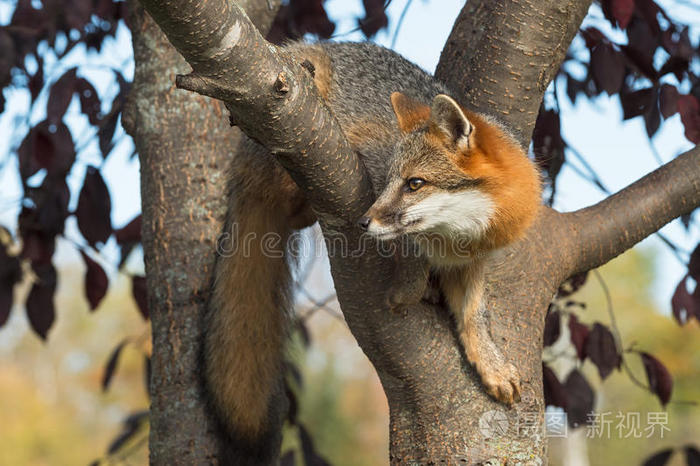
678,95,700,144
268,0,334,43
591,43,624,95
47,68,78,124
102,339,128,391
0,236,22,327
602,0,635,29
568,314,590,361
671,275,697,325
115,215,142,268
18,121,75,181
641,448,673,466
76,166,112,247
532,108,565,199
585,323,621,380
358,0,389,38
298,424,331,466
564,369,595,427
80,250,109,311
131,275,149,320
542,364,567,408
659,84,679,119
543,307,561,346
25,262,57,340
640,352,673,406
686,446,700,466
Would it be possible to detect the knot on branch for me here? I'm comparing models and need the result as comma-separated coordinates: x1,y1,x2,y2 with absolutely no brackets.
274,71,289,95
175,73,223,99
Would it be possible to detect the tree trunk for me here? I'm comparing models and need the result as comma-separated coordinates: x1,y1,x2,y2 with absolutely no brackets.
122,1,280,463
127,0,700,463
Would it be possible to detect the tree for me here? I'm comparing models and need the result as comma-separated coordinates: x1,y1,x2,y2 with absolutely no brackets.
0,0,698,464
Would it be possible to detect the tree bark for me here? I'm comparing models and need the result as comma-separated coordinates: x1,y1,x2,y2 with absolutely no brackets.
122,1,280,464
128,0,700,464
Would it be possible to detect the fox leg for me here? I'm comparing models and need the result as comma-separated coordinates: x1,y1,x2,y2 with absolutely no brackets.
441,262,521,405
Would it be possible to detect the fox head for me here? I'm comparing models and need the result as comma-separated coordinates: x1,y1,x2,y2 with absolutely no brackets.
358,92,540,247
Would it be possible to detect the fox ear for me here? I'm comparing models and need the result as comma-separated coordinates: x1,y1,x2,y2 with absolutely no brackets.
430,94,473,151
391,92,431,133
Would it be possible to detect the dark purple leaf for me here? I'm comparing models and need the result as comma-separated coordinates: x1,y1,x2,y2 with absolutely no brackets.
635,0,661,35
680,211,693,230
642,448,673,466
671,276,695,325
640,352,673,406
285,381,298,425
47,67,77,124
590,43,625,95
107,411,148,454
298,424,330,466
359,0,388,38
609,0,635,29
280,451,296,466
685,446,700,466
543,364,567,408
564,369,595,428
0,236,22,327
543,307,561,347
98,109,119,158
115,215,142,244
80,250,108,311
0,29,14,89
143,356,151,398
585,323,621,379
644,97,661,138
64,0,91,30
568,314,589,361
132,275,148,320
28,63,44,102
621,17,658,79
296,319,311,347
75,77,101,126
678,95,700,144
688,243,700,281
76,166,112,247
532,107,565,188
25,262,56,340
566,75,585,104
659,84,679,119
558,272,588,298
659,56,689,82
102,339,128,391
620,87,655,120
580,27,606,48
116,215,142,268
17,120,76,180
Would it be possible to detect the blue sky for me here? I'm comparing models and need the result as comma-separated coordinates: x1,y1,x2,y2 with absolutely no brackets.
0,0,698,313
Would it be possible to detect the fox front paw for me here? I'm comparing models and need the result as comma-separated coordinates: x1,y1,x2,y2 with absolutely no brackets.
477,361,521,406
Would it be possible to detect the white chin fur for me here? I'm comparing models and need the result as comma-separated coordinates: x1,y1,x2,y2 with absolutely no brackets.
366,222,400,240
402,190,494,237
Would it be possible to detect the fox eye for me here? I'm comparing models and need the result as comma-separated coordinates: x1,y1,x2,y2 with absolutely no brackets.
406,178,426,191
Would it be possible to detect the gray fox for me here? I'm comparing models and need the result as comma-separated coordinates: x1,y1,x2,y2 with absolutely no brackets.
204,41,541,463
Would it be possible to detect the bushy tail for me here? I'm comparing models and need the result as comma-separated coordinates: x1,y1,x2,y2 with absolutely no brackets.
203,145,313,464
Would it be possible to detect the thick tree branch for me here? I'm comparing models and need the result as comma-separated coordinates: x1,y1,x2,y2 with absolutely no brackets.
138,0,373,227
564,146,700,276
437,0,592,145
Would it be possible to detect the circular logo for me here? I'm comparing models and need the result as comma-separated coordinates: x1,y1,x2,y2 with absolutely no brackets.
478,410,509,438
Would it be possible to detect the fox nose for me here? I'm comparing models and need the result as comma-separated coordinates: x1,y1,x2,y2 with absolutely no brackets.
358,216,372,230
